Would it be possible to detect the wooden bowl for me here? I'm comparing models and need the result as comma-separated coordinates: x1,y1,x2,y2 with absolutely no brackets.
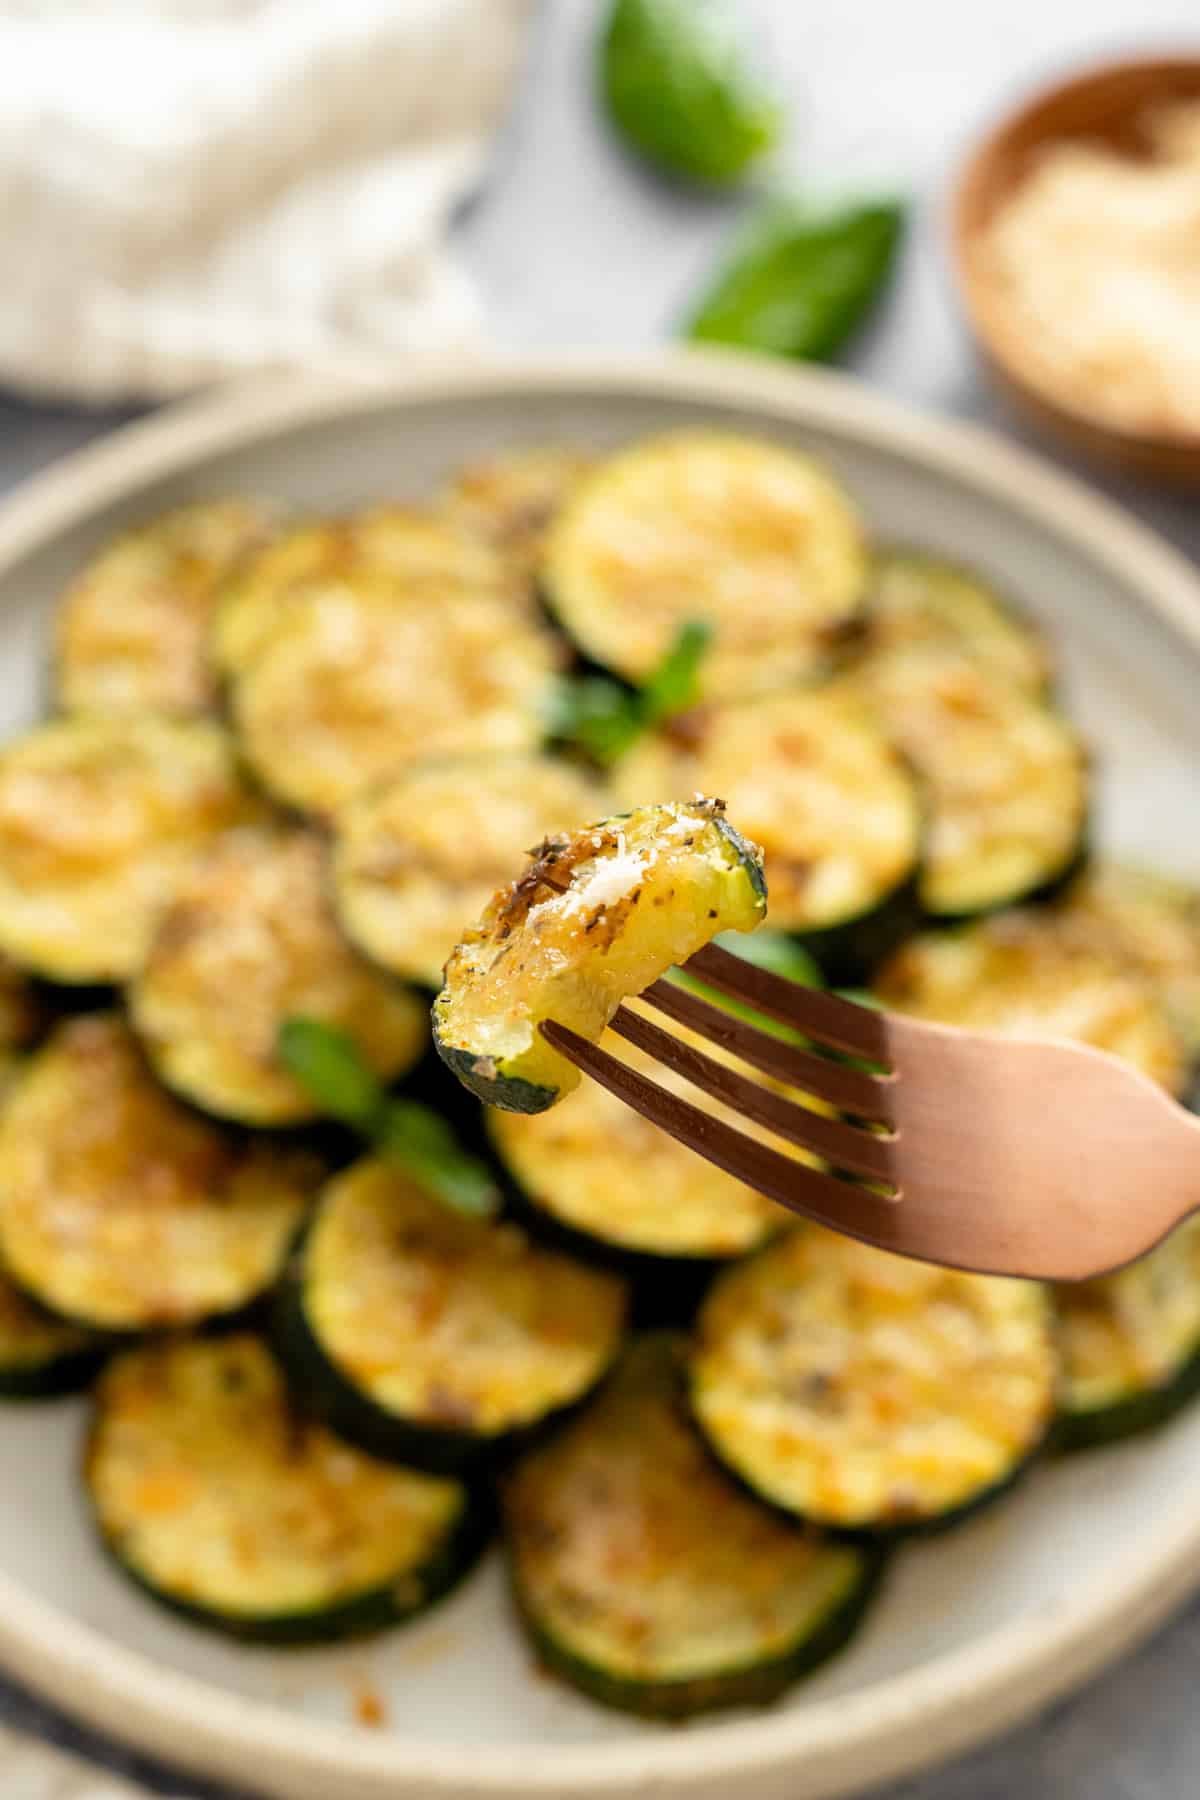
953,55,1200,488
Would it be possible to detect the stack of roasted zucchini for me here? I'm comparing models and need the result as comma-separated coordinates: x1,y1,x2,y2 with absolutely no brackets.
0,430,1193,1717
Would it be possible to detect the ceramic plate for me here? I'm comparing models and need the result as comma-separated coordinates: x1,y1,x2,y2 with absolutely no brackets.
0,353,1197,1800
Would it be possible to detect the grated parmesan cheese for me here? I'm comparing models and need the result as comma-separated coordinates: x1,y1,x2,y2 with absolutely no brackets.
975,99,1200,435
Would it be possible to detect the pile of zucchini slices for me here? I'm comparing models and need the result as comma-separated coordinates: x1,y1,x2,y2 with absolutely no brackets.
0,429,1194,1719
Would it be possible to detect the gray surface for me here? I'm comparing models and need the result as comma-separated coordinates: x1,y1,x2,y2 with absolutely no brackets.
0,2,1198,1796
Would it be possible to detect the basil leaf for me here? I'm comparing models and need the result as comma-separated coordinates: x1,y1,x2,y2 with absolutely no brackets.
640,619,712,727
553,621,711,766
600,0,780,189
377,1102,502,1220
686,198,905,362
277,1017,383,1129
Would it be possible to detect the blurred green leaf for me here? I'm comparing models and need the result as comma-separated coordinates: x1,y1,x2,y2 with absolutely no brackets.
640,619,712,727
600,0,780,188
553,620,711,766
277,1017,382,1129
687,198,905,361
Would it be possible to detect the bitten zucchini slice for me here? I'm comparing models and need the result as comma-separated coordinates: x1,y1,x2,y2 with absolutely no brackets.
0,716,261,985
614,685,921,978
443,448,594,582
275,1157,627,1470
212,507,521,681
130,825,427,1125
231,570,562,818
54,500,273,717
865,550,1052,693
854,650,1088,919
333,755,604,990
0,1270,105,1399
0,1016,319,1332
1058,862,1200,1056
542,431,868,700
875,910,1188,1097
1055,1218,1200,1450
86,1334,486,1643
433,797,766,1113
503,1335,882,1719
692,1226,1057,1534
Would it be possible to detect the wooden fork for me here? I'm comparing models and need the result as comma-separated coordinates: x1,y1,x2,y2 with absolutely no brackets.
540,942,1200,1282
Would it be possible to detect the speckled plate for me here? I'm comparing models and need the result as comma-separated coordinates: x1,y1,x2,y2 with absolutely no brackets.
0,352,1197,1800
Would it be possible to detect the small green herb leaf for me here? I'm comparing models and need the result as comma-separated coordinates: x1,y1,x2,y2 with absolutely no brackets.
640,619,712,727
600,0,780,189
277,1017,383,1130
552,620,711,767
377,1102,502,1220
686,198,905,362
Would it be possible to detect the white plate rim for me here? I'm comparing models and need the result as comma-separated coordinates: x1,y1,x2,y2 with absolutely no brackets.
0,348,1198,1800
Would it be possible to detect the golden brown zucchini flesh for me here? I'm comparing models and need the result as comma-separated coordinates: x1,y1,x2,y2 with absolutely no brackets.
875,909,1188,1096
1056,1217,1200,1449
855,649,1088,918
692,1226,1057,1534
129,825,427,1125
231,571,562,818
503,1335,882,1718
614,684,921,976
333,755,605,990
443,448,595,582
1058,862,1200,1057
865,550,1052,693
433,798,767,1113
542,431,869,699
55,500,273,718
0,1016,318,1332
86,1334,485,1642
276,1157,627,1469
0,716,262,985
211,507,522,681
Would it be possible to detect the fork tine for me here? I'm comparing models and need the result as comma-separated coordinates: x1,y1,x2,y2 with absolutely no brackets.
642,979,895,1125
684,943,890,1061
540,1021,902,1245
608,1004,896,1184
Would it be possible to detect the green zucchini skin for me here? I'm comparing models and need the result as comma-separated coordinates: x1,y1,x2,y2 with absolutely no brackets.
797,867,924,986
0,1341,107,1400
510,1543,887,1721
431,1039,556,1116
924,836,1090,930
1053,1347,1200,1454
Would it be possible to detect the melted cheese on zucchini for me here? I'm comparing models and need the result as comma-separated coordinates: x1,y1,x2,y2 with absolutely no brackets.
1057,1217,1200,1419
1060,862,1200,1055
692,1226,1056,1529
866,550,1051,692
433,799,766,1110
88,1335,467,1623
130,825,427,1124
856,649,1088,917
614,686,920,934
444,447,594,581
0,717,262,984
876,909,1187,1095
232,571,562,818
55,500,272,717
302,1159,626,1437
505,1335,868,1689
0,1016,317,1330
212,508,522,680
543,431,868,699
333,756,605,989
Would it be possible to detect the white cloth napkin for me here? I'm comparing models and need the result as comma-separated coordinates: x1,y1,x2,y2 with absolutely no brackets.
0,0,534,402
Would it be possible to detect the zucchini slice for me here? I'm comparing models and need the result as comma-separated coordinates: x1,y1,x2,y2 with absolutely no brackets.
503,1335,882,1718
875,909,1188,1097
0,716,262,985
865,550,1052,694
212,507,522,682
55,500,272,717
333,755,605,990
433,797,767,1113
86,1334,486,1643
0,1015,319,1332
1058,862,1200,1056
275,1157,627,1470
129,825,427,1125
231,570,563,818
614,685,921,979
0,1269,105,1399
692,1226,1057,1534
855,650,1089,919
1055,1217,1200,1450
443,448,594,582
542,431,869,700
